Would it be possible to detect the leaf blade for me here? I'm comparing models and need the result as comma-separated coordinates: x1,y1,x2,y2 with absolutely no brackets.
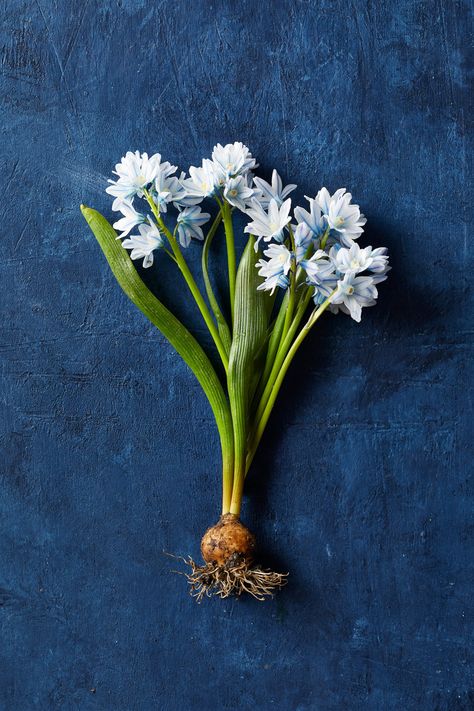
81,205,234,494
227,235,273,511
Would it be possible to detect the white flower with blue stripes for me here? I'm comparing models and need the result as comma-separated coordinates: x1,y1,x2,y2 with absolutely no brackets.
300,249,335,282
121,220,164,268
244,198,292,249
294,197,327,240
113,202,146,238
325,190,366,246
224,176,255,211
256,244,293,293
176,206,210,247
300,249,338,304
151,163,182,213
253,169,296,208
331,243,374,274
316,187,347,215
212,142,256,180
181,159,220,201
330,243,391,282
366,247,390,281
331,272,378,322
293,222,313,262
106,151,164,210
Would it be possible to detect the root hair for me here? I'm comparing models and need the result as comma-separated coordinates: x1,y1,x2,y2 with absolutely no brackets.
182,557,288,602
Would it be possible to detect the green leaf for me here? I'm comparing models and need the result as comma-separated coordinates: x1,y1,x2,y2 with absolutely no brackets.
227,236,273,511
81,206,234,483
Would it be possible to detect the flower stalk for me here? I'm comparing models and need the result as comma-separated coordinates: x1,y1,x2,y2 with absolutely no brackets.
246,295,333,471
144,190,229,371
201,211,232,355
222,200,236,319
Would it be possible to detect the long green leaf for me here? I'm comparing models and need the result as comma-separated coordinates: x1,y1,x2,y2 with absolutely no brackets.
81,206,234,499
227,236,273,514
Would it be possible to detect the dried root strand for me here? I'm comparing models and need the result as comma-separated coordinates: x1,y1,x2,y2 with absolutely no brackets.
183,558,288,603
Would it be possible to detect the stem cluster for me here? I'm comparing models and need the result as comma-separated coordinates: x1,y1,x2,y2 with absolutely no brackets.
144,193,331,517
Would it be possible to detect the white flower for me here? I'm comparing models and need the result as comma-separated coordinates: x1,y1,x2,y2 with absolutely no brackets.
294,197,327,239
367,247,390,277
316,187,347,215
331,243,391,283
181,159,220,201
331,243,374,274
169,172,203,208
121,221,164,268
253,169,296,207
330,272,378,322
300,249,338,304
106,151,163,209
176,206,210,247
211,142,256,180
244,197,292,249
301,249,336,283
152,163,182,213
105,180,139,211
326,191,366,246
113,202,146,238
293,222,312,262
256,244,293,293
223,176,255,211
114,151,161,184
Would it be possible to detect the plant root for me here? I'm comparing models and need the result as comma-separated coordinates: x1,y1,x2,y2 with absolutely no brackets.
183,557,288,602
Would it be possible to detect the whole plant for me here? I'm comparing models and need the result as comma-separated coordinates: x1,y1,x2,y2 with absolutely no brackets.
81,142,390,600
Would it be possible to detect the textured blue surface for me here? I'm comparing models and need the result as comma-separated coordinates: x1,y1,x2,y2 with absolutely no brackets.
1,1,473,709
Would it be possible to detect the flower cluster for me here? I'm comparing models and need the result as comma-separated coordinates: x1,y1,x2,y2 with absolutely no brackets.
105,150,211,266
252,187,389,321
106,143,260,267
105,142,389,321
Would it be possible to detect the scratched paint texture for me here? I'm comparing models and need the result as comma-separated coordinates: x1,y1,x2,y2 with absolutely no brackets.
1,1,473,709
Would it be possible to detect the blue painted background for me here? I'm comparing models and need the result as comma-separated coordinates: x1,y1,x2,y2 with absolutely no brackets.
1,1,472,709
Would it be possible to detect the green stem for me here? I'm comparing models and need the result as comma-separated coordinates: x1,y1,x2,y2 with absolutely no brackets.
246,296,332,471
222,201,236,320
253,249,303,410
201,211,232,355
222,452,234,515
256,290,289,402
320,225,330,251
228,397,246,516
145,192,229,371
252,286,311,436
282,266,296,341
